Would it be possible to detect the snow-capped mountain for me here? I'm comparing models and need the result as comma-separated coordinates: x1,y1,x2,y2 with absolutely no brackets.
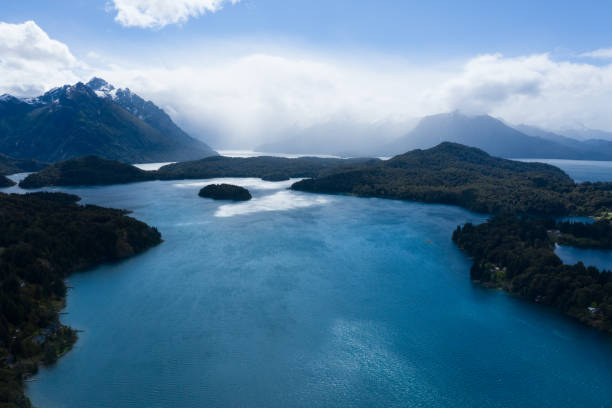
0,79,217,163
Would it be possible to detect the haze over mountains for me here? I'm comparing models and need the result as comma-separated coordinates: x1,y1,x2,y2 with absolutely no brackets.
257,112,612,160
0,78,216,163
1,77,612,164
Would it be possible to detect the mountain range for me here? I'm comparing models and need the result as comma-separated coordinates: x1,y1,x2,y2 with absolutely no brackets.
2,77,611,163
385,112,612,160
0,78,216,163
258,112,612,160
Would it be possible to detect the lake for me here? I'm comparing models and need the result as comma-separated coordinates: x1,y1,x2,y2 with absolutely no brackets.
555,244,612,271
12,176,611,408
517,158,612,182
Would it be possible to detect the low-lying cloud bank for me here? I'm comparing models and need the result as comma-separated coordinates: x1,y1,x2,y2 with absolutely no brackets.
2,20,612,149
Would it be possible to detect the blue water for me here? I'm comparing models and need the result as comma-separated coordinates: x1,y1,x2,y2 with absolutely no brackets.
4,177,605,408
517,159,612,182
556,244,612,271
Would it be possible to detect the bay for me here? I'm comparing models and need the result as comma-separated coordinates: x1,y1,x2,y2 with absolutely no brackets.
20,177,611,408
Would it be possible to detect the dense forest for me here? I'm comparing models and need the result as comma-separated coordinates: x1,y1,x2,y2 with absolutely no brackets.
156,155,380,181
17,155,380,188
556,219,612,249
292,143,612,216
452,216,612,332
19,156,155,189
0,176,14,188
0,192,162,407
0,155,46,176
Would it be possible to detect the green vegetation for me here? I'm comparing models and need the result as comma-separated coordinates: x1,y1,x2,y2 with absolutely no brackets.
0,176,14,188
0,81,216,163
27,145,610,219
199,184,252,201
0,154,47,176
452,216,612,333
556,220,612,249
568,182,612,217
19,156,154,189
0,192,162,407
292,143,612,216
20,155,380,189
156,155,379,181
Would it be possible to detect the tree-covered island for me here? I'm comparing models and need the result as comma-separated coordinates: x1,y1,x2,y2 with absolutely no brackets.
198,184,252,201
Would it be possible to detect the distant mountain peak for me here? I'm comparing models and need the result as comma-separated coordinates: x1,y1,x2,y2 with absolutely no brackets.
38,82,97,105
0,94,19,103
385,111,606,160
86,77,112,90
86,77,118,99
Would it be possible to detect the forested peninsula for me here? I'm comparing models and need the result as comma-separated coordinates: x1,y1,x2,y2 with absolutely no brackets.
19,156,154,189
0,176,14,188
291,143,612,216
0,192,162,407
452,216,612,332
155,155,380,181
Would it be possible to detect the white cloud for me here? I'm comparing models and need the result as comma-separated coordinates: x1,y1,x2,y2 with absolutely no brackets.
109,0,240,28
438,53,612,131
580,47,612,59
2,20,612,150
93,52,441,148
96,51,612,148
431,54,547,114
0,21,83,95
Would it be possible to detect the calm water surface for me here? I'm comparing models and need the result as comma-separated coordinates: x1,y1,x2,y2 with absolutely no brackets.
517,158,612,182
11,177,609,408
556,244,612,271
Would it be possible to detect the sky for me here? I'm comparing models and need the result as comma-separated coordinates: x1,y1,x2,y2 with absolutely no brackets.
2,0,612,148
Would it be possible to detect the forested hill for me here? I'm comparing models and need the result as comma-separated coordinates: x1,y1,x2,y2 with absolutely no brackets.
292,142,612,216
19,156,155,189
0,192,162,407
155,155,381,181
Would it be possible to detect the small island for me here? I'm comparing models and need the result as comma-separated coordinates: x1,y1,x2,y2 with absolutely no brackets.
199,184,252,201
261,174,291,182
